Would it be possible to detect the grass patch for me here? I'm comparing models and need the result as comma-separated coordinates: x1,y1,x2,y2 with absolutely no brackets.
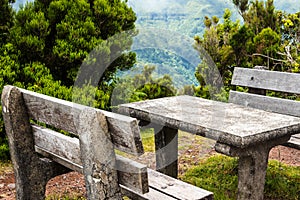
265,160,300,199
140,129,206,152
140,128,155,152
181,154,300,200
115,128,155,157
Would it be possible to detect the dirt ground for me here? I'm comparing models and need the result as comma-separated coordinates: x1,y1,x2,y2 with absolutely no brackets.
0,137,299,199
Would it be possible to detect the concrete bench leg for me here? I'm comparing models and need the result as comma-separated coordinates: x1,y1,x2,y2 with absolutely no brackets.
237,145,270,200
1,86,70,200
79,108,122,200
215,135,291,200
154,125,178,178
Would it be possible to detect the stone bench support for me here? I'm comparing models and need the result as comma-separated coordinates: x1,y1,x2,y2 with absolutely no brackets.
2,87,70,199
215,135,291,200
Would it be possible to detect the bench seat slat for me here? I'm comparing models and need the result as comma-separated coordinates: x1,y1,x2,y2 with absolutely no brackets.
32,125,149,194
292,133,300,139
120,169,213,200
20,88,143,155
283,134,300,149
121,186,177,200
148,169,213,200
232,67,300,94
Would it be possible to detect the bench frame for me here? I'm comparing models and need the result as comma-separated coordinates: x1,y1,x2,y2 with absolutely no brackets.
1,85,213,200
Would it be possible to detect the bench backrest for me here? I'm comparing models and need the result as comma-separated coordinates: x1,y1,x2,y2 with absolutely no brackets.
1,85,148,199
229,67,300,149
229,67,300,118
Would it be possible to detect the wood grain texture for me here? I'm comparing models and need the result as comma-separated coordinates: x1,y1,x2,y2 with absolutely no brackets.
230,67,300,150
33,125,211,199
231,67,300,94
19,88,143,155
121,186,177,200
1,86,70,200
33,125,82,166
229,91,300,117
148,169,213,200
32,124,149,194
116,155,149,194
121,169,213,200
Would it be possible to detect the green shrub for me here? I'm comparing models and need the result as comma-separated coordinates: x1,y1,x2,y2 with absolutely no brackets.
0,137,10,161
181,154,300,200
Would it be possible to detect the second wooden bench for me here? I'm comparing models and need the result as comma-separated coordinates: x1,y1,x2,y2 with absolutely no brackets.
229,67,300,150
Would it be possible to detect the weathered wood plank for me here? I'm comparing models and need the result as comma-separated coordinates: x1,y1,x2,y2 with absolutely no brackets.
283,134,300,149
229,91,300,117
121,169,214,200
231,67,300,94
228,91,300,150
292,133,300,139
19,88,143,155
33,125,81,164
148,169,213,200
35,146,83,172
116,155,149,194
34,124,210,199
1,85,70,200
121,186,177,200
230,71,300,150
32,124,149,194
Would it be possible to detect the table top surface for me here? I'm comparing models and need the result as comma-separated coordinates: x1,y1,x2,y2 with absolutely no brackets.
118,95,300,148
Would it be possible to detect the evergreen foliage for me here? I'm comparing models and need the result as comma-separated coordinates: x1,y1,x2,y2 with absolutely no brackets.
0,0,137,160
10,0,136,86
112,65,176,107
0,0,15,45
194,0,300,100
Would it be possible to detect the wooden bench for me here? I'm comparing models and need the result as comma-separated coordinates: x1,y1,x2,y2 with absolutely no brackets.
1,85,213,200
229,67,300,150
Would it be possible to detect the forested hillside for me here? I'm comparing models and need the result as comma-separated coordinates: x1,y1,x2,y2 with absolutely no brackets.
127,0,300,37
12,0,300,37
126,0,300,93
128,0,237,37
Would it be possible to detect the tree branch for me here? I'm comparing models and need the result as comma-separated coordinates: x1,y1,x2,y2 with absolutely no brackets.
251,53,287,63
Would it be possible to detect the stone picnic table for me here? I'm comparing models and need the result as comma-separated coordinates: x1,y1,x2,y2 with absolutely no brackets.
118,95,300,200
